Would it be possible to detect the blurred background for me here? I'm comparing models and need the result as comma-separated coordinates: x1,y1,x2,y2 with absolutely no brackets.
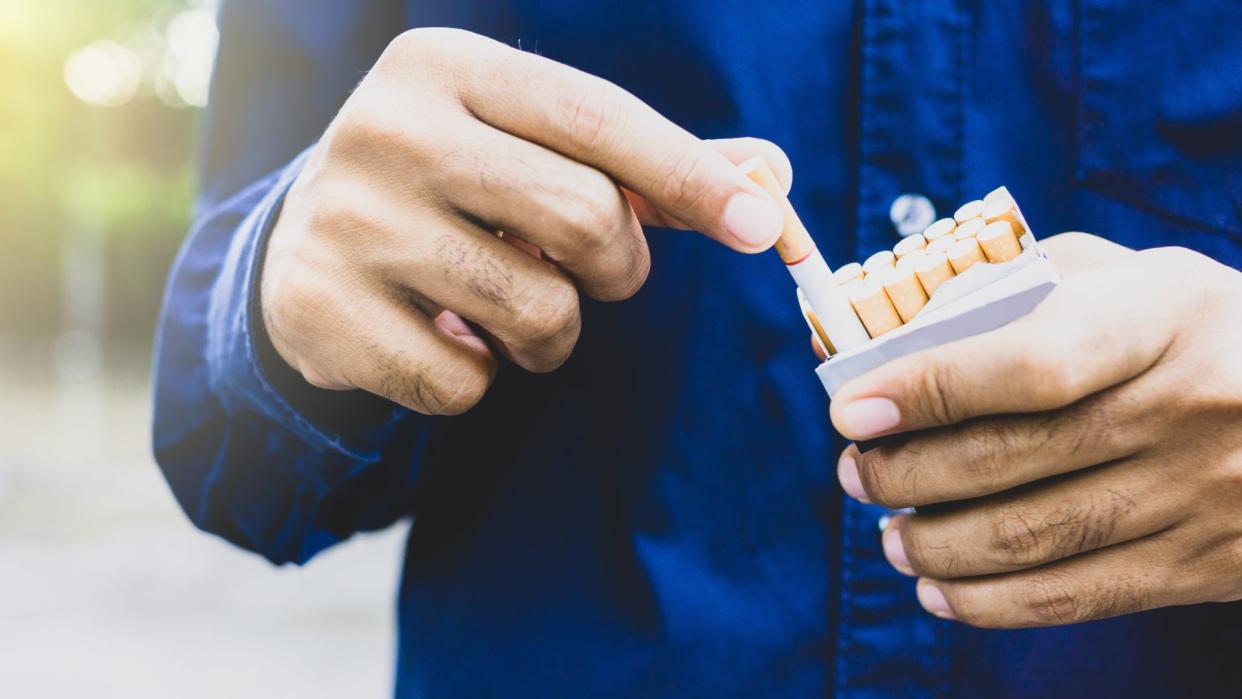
0,1,405,696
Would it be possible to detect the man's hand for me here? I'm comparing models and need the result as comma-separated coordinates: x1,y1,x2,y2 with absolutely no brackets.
262,28,791,414
832,233,1242,628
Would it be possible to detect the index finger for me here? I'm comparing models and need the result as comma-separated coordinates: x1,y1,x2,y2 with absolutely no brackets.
828,261,1175,440
448,32,785,252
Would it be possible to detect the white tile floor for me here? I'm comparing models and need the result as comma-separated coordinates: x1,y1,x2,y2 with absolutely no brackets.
0,366,407,698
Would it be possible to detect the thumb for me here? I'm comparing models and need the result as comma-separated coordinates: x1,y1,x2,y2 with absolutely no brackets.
1039,231,1135,277
627,137,794,230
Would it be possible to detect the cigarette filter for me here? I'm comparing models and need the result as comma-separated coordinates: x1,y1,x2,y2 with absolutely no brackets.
895,248,927,270
926,236,955,255
983,185,1012,209
953,199,985,223
948,236,986,273
978,220,1022,263
849,280,903,338
893,233,928,259
875,265,928,323
913,250,955,296
954,217,986,240
863,249,896,272
833,262,864,285
981,189,1020,229
922,217,957,242
741,157,870,352
741,158,812,265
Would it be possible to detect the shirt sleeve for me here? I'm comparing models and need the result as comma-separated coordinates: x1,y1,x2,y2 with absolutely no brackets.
151,147,430,565
151,0,418,565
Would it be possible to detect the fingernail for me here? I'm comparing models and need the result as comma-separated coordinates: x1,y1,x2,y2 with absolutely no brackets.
917,580,956,620
837,397,901,438
723,193,782,248
882,526,913,575
837,454,870,503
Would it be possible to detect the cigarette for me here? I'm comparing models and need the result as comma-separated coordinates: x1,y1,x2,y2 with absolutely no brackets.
797,287,836,355
953,199,985,223
874,265,928,323
922,217,957,242
982,187,1021,231
893,233,927,259
863,249,896,272
983,185,1012,209
947,236,986,274
833,262,864,285
895,248,927,270
953,217,986,240
926,235,955,255
741,157,870,352
913,250,955,296
978,220,1023,263
848,280,903,338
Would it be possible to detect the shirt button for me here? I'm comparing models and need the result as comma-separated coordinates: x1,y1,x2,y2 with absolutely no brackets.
889,193,936,237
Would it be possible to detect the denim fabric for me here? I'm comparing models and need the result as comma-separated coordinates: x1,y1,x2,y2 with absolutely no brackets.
154,1,1242,695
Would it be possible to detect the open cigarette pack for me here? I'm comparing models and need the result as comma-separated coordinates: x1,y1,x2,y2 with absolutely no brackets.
802,188,1060,398
737,160,1060,402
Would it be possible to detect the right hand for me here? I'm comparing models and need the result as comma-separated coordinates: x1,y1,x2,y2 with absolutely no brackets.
262,28,792,415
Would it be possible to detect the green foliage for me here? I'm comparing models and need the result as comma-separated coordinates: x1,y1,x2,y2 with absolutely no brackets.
0,0,200,342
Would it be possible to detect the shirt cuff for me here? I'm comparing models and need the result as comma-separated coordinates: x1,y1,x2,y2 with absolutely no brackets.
204,147,411,484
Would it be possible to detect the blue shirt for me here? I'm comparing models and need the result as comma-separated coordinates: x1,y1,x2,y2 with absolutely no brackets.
153,1,1242,696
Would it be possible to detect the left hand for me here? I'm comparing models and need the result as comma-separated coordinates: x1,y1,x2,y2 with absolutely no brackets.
830,233,1242,628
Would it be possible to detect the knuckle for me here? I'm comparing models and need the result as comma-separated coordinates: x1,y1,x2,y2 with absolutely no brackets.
374,29,467,107
1016,341,1081,408
327,107,417,166
600,234,651,301
1020,571,1083,625
434,233,518,311
263,265,340,345
371,352,424,411
434,364,493,415
305,197,380,242
943,590,985,627
380,352,491,416
987,503,1047,567
1144,245,1207,274
388,27,469,60
958,426,1010,490
512,277,581,361
1227,535,1242,577
1054,399,1125,458
301,367,343,391
992,493,1129,568
911,360,960,426
557,79,617,150
655,146,714,214
1094,574,1154,619
855,451,905,507
1039,360,1084,407
559,179,623,249
939,587,994,628
260,266,302,322
1225,452,1242,499
390,27,435,56
556,176,649,302
901,524,955,577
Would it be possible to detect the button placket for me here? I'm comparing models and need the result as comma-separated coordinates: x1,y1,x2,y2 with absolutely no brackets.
839,0,966,696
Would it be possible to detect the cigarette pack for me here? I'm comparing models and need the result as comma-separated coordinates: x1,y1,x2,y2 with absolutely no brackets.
813,203,1059,398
